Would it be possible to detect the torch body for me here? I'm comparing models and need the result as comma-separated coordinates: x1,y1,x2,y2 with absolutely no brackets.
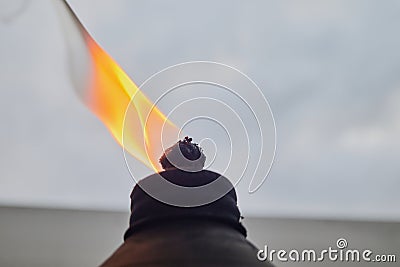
100,170,274,267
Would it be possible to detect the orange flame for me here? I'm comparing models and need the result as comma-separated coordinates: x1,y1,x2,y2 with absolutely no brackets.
54,0,179,171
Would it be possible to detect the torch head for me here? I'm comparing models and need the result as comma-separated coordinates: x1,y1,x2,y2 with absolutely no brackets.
159,137,206,172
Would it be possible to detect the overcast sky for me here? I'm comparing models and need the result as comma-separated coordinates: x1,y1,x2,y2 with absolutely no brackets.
1,0,399,220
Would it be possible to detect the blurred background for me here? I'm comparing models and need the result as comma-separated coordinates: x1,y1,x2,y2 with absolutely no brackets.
0,0,399,266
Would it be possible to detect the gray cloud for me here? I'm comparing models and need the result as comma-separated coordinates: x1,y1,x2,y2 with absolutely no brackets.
0,0,399,220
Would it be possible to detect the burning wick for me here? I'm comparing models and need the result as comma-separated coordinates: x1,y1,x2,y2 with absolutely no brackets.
159,136,206,172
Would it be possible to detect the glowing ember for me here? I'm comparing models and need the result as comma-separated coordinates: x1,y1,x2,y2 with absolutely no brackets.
54,0,179,171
